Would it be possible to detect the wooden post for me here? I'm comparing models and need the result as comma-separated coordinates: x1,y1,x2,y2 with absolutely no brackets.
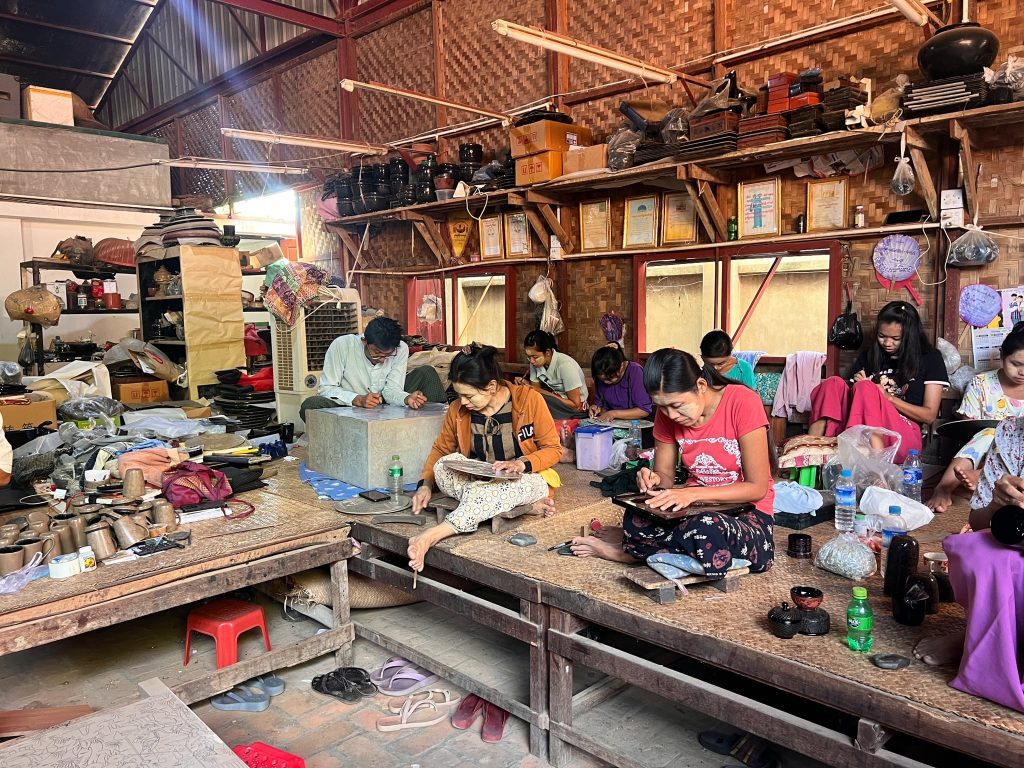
330,558,353,666
548,607,579,767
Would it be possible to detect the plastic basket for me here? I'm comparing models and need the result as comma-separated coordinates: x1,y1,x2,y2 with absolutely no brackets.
232,742,305,768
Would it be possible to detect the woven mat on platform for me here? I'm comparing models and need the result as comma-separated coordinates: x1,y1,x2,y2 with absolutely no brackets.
451,497,1024,736
0,489,349,620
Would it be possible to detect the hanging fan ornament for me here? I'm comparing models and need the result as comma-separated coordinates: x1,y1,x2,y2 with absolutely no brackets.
873,234,922,304
958,283,1003,327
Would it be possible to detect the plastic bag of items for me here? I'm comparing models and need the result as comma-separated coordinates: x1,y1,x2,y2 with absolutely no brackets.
689,73,752,120
659,108,689,144
528,275,564,335
948,225,999,267
985,55,1024,103
823,424,904,495
935,337,962,374
607,127,644,171
948,365,979,394
815,533,877,580
57,396,125,430
871,74,909,124
0,362,22,386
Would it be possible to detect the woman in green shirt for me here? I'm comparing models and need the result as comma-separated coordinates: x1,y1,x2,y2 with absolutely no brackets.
700,330,756,389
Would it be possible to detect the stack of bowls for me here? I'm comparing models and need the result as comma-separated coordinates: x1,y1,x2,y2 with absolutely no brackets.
160,208,222,246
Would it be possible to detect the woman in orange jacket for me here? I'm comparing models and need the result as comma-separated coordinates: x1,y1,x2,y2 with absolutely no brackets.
408,345,562,572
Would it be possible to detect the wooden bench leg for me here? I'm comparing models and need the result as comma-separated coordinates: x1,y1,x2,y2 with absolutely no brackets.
330,559,353,666
710,574,743,593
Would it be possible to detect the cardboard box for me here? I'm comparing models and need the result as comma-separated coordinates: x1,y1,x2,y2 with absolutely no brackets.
0,74,19,120
113,378,170,404
563,144,608,175
509,120,592,159
22,86,73,126
0,399,57,430
515,150,564,186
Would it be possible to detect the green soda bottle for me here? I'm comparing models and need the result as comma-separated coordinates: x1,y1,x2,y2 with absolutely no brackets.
846,586,874,652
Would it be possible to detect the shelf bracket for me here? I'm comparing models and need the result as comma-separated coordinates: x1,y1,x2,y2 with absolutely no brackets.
904,127,939,220
334,227,362,281
679,164,733,187
951,120,979,221
683,179,727,242
404,212,452,265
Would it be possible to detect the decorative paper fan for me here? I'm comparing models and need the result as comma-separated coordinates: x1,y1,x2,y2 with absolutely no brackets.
873,234,922,304
958,283,1002,327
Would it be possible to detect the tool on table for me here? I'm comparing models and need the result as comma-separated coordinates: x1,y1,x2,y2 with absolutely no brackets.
370,514,425,525
547,539,574,551
508,533,536,547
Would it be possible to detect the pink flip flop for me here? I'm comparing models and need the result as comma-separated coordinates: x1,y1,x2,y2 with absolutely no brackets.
370,656,410,685
378,665,440,696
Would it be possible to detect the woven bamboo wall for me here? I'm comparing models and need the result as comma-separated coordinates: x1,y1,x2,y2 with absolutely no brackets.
223,78,281,200
179,104,226,205
297,186,340,272
562,256,635,362
355,8,436,143
360,273,406,321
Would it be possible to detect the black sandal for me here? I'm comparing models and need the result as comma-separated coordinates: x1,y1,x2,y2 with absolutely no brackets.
337,667,378,697
311,672,360,703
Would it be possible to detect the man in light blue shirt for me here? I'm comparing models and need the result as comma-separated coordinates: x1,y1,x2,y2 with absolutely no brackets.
299,317,444,424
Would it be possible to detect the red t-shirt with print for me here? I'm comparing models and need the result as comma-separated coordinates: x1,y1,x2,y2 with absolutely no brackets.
652,384,775,516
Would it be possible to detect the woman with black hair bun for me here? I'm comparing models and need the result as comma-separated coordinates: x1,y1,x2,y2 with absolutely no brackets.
514,329,589,419
570,348,776,580
808,301,948,463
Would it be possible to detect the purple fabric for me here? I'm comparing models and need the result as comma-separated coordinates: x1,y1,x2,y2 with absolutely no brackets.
944,530,1024,713
593,361,652,416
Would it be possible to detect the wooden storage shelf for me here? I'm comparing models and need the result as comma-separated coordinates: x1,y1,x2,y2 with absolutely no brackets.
59,308,137,315
325,188,523,227
144,295,183,301
20,258,135,276
149,339,185,345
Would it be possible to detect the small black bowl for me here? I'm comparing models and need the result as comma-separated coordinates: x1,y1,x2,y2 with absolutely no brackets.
791,585,823,610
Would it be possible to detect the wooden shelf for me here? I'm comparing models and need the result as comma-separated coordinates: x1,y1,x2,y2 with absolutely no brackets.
144,295,183,301
20,258,135,276
150,338,185,345
325,188,522,227
60,308,137,315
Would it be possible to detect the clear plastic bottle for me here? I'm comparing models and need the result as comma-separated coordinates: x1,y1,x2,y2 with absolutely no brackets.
879,505,907,578
388,455,404,500
834,468,857,533
846,586,874,652
901,449,923,503
626,420,642,461
853,512,869,539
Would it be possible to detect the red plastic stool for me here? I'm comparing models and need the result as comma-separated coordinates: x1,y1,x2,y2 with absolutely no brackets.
183,598,271,668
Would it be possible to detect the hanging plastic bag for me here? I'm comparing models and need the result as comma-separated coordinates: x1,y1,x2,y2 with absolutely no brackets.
949,224,999,267
529,275,565,335
815,533,877,580
891,133,915,196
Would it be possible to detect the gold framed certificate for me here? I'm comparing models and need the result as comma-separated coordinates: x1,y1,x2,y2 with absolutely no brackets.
504,212,532,258
579,198,611,252
807,177,849,231
479,214,504,261
660,191,697,245
738,177,781,239
623,195,659,249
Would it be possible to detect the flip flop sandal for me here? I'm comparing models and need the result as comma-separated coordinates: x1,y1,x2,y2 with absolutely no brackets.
210,686,270,712
247,673,285,697
378,665,440,696
387,688,462,714
376,698,448,732
337,667,378,697
370,655,411,684
698,731,781,768
481,701,509,743
451,693,484,729
311,673,360,704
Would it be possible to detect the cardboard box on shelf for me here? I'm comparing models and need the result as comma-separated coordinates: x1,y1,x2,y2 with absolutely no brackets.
112,378,170,404
22,86,73,126
0,399,57,429
563,144,608,175
509,120,592,159
515,151,564,186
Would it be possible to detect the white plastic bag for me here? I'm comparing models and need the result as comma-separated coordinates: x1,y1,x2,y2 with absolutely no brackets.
815,533,877,580
836,425,903,493
891,135,915,196
949,365,979,393
935,337,962,374
859,486,934,531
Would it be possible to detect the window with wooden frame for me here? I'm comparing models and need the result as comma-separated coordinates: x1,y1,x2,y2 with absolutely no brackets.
634,241,843,374
405,266,516,353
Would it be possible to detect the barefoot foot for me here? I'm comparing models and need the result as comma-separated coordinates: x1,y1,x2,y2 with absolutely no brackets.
913,631,966,666
568,534,634,562
593,525,624,545
406,522,457,572
926,491,952,514
954,466,981,492
527,497,557,517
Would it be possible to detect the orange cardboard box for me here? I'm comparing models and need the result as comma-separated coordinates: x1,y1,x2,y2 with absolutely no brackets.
113,378,170,404
563,144,608,175
515,151,564,186
509,120,592,159
0,399,56,429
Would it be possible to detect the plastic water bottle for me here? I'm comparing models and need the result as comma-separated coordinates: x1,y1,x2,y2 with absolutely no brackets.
846,586,874,653
901,449,923,503
853,512,869,539
879,505,907,578
834,469,857,533
388,455,404,500
626,420,642,461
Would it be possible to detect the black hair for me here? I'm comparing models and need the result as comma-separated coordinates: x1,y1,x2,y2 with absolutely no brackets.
1002,321,1024,358
643,348,734,395
523,329,557,353
591,344,626,380
364,316,403,350
449,344,503,390
866,301,930,385
700,330,733,358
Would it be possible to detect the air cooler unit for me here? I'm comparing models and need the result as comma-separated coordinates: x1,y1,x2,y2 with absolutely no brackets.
270,289,362,429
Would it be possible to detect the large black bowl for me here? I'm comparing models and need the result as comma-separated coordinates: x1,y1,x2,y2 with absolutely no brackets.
918,23,999,80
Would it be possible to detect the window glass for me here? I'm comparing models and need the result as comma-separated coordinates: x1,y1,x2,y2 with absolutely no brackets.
642,260,717,353
727,251,830,355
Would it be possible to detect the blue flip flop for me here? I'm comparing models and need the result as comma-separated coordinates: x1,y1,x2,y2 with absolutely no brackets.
248,673,285,697
210,686,271,712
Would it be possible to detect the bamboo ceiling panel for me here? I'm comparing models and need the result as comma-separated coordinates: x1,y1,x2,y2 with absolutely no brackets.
355,7,435,144
440,0,547,124
723,0,887,55
566,0,713,91
224,79,283,200
146,122,182,198
279,48,341,141
180,103,227,205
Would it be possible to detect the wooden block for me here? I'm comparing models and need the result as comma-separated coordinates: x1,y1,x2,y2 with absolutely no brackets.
490,503,532,534
0,705,94,737
626,566,750,602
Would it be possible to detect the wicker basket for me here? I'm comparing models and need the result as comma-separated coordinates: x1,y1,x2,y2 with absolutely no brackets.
94,238,136,268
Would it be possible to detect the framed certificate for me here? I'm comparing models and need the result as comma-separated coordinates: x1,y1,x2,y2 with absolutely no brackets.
479,214,504,261
504,211,532,258
660,191,697,245
807,177,848,231
738,177,781,239
579,198,611,252
623,195,659,249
